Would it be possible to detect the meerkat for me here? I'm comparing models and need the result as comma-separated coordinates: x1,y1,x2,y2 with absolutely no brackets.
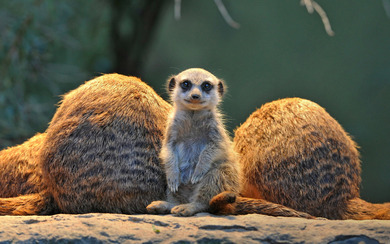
0,133,54,215
0,133,46,198
210,98,390,220
0,74,171,215
146,68,240,216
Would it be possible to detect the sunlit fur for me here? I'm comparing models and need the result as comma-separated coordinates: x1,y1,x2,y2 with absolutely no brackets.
210,98,390,220
171,69,220,111
0,74,171,215
147,68,240,216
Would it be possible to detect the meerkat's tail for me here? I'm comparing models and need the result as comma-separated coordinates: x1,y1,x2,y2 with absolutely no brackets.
210,192,390,220
209,191,315,219
343,198,390,220
0,192,55,215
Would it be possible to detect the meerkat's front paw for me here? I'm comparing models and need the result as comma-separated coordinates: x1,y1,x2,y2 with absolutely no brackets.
167,175,180,192
171,203,198,217
191,166,208,184
146,201,173,214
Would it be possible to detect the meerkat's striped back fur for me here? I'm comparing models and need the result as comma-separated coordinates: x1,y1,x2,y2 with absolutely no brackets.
210,98,390,220
0,74,171,215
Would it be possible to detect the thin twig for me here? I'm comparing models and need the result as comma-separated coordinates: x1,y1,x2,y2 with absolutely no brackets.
214,0,240,29
301,0,335,36
312,1,334,36
174,0,181,20
302,0,314,13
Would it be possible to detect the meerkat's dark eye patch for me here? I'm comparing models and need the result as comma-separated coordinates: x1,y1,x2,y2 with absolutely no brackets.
180,80,192,91
201,81,213,92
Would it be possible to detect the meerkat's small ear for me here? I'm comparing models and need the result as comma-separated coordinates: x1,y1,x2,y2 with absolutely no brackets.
218,80,225,97
167,76,176,93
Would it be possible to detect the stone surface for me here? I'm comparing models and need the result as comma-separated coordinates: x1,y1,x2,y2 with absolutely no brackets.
0,213,389,243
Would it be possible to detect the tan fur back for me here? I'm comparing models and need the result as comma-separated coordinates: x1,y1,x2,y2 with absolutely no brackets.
0,133,46,197
234,98,361,219
38,74,171,214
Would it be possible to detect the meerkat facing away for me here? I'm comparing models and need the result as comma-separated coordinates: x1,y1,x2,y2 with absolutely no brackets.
0,74,172,215
0,133,46,199
146,68,240,216
210,98,390,220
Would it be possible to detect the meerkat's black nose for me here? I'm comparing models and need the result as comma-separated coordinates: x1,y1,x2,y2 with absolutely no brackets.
191,94,200,100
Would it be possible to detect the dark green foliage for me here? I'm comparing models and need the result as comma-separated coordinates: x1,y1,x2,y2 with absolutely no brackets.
0,0,111,147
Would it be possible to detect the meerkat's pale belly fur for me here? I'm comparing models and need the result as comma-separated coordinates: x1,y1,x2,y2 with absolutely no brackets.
172,111,222,184
167,110,235,201
174,113,208,184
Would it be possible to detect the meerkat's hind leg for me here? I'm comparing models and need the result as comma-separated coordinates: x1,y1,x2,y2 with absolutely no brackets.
146,200,176,214
171,202,208,216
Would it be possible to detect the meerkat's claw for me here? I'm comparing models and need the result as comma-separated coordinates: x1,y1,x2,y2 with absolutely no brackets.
190,174,202,184
191,165,209,184
168,177,180,192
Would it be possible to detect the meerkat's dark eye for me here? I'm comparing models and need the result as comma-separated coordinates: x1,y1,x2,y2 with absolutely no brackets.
180,80,192,91
201,81,213,92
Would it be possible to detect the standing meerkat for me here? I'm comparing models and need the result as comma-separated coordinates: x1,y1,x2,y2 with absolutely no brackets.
210,98,390,220
0,74,171,215
146,68,240,216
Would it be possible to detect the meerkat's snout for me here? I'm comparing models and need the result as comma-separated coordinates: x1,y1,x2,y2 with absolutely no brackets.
187,86,203,104
191,94,200,100
189,94,202,104
182,84,208,110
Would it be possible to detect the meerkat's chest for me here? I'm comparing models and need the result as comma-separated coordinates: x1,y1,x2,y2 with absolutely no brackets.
171,120,211,183
173,120,210,158
175,136,207,158
174,138,207,184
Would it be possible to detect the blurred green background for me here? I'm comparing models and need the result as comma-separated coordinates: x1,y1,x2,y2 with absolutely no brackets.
1,0,389,202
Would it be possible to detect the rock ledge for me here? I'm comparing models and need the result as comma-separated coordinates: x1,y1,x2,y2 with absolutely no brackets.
0,213,389,243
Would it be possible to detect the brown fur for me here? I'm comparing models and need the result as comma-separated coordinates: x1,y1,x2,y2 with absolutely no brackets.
0,133,46,198
0,133,55,215
2,79,388,219
0,74,171,215
209,191,315,219
210,98,390,220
